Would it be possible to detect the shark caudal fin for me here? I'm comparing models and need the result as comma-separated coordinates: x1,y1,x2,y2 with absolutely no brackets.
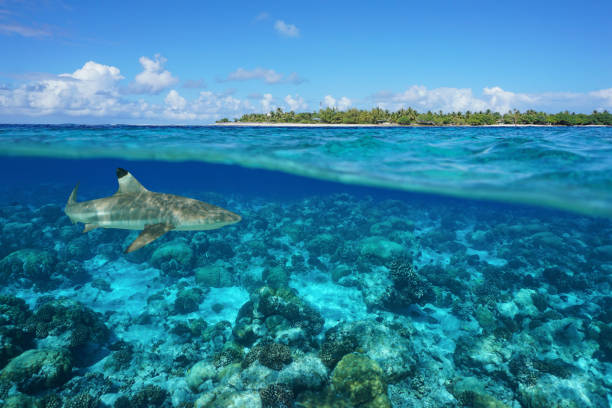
65,183,79,224
115,168,149,195
67,183,79,205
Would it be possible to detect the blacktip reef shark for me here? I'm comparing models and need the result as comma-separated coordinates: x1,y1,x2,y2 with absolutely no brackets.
65,168,241,253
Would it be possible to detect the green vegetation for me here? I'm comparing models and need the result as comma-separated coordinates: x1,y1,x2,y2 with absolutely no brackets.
219,107,612,126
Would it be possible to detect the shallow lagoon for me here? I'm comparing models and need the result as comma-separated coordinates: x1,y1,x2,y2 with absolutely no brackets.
0,127,611,407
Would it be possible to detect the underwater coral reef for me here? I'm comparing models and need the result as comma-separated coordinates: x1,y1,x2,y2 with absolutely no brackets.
0,189,611,408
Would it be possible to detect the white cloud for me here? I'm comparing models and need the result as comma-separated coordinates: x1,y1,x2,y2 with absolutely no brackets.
274,20,299,37
338,97,351,110
374,86,488,112
261,93,274,112
225,67,304,84
0,61,125,116
130,54,178,94
589,88,612,109
0,60,252,123
482,87,536,113
370,85,612,113
284,94,307,111
63,61,123,89
0,23,50,37
228,68,282,84
2,58,612,124
164,89,187,111
192,91,246,115
161,90,251,121
323,95,351,111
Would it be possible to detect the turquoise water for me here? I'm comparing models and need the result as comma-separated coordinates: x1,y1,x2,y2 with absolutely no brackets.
0,125,611,407
2,125,612,215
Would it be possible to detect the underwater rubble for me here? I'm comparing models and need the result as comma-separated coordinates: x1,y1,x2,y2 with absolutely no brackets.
0,192,611,408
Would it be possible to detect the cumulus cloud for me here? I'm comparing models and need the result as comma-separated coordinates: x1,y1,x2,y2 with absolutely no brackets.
261,93,274,112
323,95,351,111
164,89,187,111
0,60,252,123
0,23,50,37
225,68,304,84
130,54,178,94
371,85,612,113
162,89,251,121
284,94,307,111
0,61,125,116
481,87,536,113
192,91,246,115
228,68,281,84
274,20,299,37
589,88,612,109
63,61,123,89
373,86,488,112
3,58,612,124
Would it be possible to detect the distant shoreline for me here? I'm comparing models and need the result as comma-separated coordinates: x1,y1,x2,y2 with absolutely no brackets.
211,122,610,128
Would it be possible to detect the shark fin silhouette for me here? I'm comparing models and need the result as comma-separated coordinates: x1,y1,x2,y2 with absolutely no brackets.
125,223,174,253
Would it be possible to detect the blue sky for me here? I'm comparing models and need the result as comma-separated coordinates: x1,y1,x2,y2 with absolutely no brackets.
1,0,611,123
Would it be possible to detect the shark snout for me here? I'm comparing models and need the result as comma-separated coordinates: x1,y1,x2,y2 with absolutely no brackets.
228,211,242,224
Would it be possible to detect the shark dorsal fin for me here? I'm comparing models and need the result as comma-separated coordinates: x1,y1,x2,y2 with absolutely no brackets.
115,168,149,195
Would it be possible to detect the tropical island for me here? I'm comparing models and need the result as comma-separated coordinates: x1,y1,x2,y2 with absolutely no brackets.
216,107,612,126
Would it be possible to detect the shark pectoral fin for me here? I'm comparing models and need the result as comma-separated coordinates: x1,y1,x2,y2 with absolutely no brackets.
83,224,99,233
124,223,174,254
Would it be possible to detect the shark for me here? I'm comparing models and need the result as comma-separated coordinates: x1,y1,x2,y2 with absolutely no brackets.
64,168,241,253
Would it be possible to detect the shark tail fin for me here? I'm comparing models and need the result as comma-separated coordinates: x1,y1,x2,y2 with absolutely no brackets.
67,183,79,205
65,183,80,224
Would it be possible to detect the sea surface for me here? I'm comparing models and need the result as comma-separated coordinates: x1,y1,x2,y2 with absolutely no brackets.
0,125,610,407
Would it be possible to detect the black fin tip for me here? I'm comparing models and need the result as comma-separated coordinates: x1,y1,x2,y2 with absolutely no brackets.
116,168,128,178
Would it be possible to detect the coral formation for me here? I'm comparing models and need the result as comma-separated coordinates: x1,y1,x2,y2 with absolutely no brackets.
244,341,292,371
383,257,434,308
0,185,610,408
114,385,169,408
0,348,72,393
319,325,358,368
258,344,291,371
331,353,391,407
259,383,294,408
151,239,194,277
27,298,109,352
233,287,323,347
173,287,205,314
0,249,57,290
195,261,233,288
0,295,34,369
